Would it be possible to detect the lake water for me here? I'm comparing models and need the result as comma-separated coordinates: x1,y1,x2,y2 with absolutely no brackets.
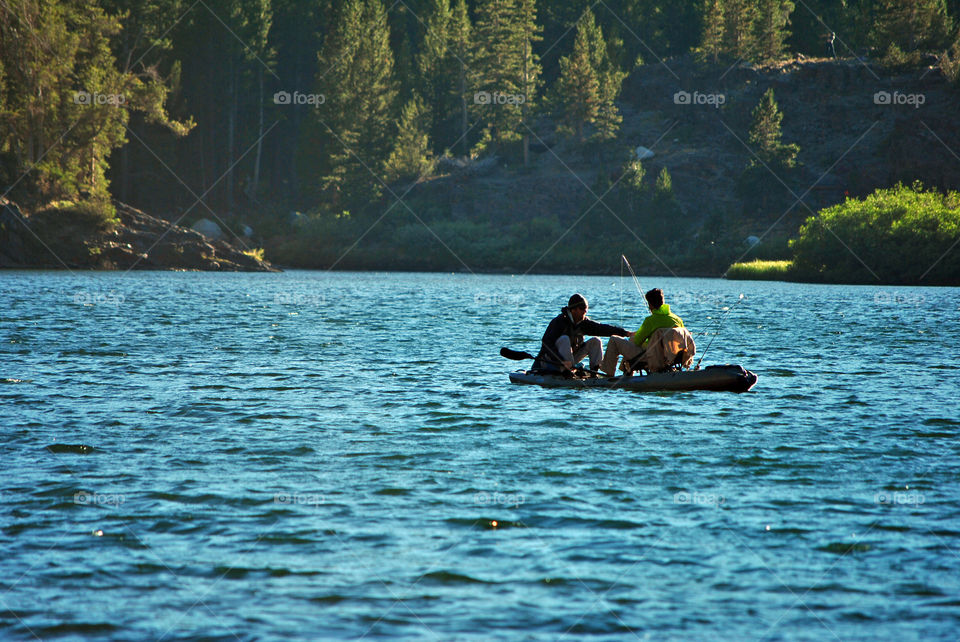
2,270,959,640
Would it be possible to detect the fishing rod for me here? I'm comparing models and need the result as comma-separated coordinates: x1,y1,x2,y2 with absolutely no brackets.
695,293,745,370
621,254,643,297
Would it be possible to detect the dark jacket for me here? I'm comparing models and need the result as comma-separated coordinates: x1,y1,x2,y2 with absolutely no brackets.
533,306,628,370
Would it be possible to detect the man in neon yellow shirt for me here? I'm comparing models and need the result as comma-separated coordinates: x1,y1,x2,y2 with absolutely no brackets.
600,288,684,376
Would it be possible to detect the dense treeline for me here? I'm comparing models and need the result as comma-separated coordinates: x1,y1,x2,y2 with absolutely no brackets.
1,0,958,260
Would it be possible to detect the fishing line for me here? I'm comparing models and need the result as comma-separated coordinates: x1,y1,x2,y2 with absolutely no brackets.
621,254,643,297
695,293,746,370
619,257,623,327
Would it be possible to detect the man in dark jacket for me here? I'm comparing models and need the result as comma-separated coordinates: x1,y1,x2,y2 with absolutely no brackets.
533,294,629,373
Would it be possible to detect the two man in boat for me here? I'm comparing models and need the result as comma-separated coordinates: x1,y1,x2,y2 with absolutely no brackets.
535,289,696,376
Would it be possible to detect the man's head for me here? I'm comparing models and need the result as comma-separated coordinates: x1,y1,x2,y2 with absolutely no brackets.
568,293,588,322
645,288,664,311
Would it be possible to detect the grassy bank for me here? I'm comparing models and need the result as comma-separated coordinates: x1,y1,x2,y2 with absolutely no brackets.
726,259,794,280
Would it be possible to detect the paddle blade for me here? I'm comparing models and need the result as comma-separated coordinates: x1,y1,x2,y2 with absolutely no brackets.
500,347,535,361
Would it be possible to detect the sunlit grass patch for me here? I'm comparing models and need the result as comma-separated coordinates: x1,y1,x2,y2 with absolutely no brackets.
726,259,793,281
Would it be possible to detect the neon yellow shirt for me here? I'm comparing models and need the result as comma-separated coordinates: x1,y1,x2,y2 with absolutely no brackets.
632,304,684,348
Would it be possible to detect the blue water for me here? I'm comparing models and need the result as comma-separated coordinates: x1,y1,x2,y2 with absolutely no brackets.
2,270,959,640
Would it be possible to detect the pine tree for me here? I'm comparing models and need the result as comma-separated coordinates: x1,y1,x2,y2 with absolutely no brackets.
872,0,953,53
747,87,799,168
940,36,960,85
0,0,190,206
394,31,417,96
306,0,397,208
622,159,646,212
473,0,517,147
554,8,625,142
724,0,757,60
699,0,726,63
208,0,273,209
554,15,600,142
516,0,542,165
449,0,473,155
585,9,627,141
655,167,673,198
754,0,794,63
417,0,474,155
417,0,452,143
384,94,433,182
472,0,541,160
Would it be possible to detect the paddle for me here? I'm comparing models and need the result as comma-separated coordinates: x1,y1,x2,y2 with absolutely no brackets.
500,347,535,361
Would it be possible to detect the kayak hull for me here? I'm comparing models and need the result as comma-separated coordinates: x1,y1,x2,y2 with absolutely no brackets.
508,365,759,393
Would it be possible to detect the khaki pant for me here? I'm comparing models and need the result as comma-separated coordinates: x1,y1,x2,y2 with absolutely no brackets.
600,336,645,376
555,335,602,370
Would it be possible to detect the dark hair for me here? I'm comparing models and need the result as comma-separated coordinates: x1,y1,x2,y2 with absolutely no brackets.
645,288,664,309
568,293,588,309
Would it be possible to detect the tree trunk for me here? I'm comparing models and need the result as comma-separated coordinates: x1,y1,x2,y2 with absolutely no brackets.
460,62,468,156
226,57,236,213
522,38,529,167
251,66,263,199
119,134,129,203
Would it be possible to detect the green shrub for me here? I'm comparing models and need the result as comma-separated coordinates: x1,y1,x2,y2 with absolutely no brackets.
790,183,960,284
940,38,960,86
38,199,119,230
879,43,925,71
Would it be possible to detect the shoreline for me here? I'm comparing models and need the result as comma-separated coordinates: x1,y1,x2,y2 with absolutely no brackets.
5,263,957,287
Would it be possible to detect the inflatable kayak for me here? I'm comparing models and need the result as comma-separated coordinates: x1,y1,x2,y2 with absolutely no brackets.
509,364,759,393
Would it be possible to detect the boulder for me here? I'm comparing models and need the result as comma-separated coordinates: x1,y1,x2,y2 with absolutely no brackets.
190,218,224,240
635,146,655,160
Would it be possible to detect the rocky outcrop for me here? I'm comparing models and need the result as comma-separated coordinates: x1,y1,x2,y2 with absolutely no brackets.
0,199,278,271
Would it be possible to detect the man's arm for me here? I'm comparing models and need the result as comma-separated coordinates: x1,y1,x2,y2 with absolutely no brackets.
580,318,628,337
